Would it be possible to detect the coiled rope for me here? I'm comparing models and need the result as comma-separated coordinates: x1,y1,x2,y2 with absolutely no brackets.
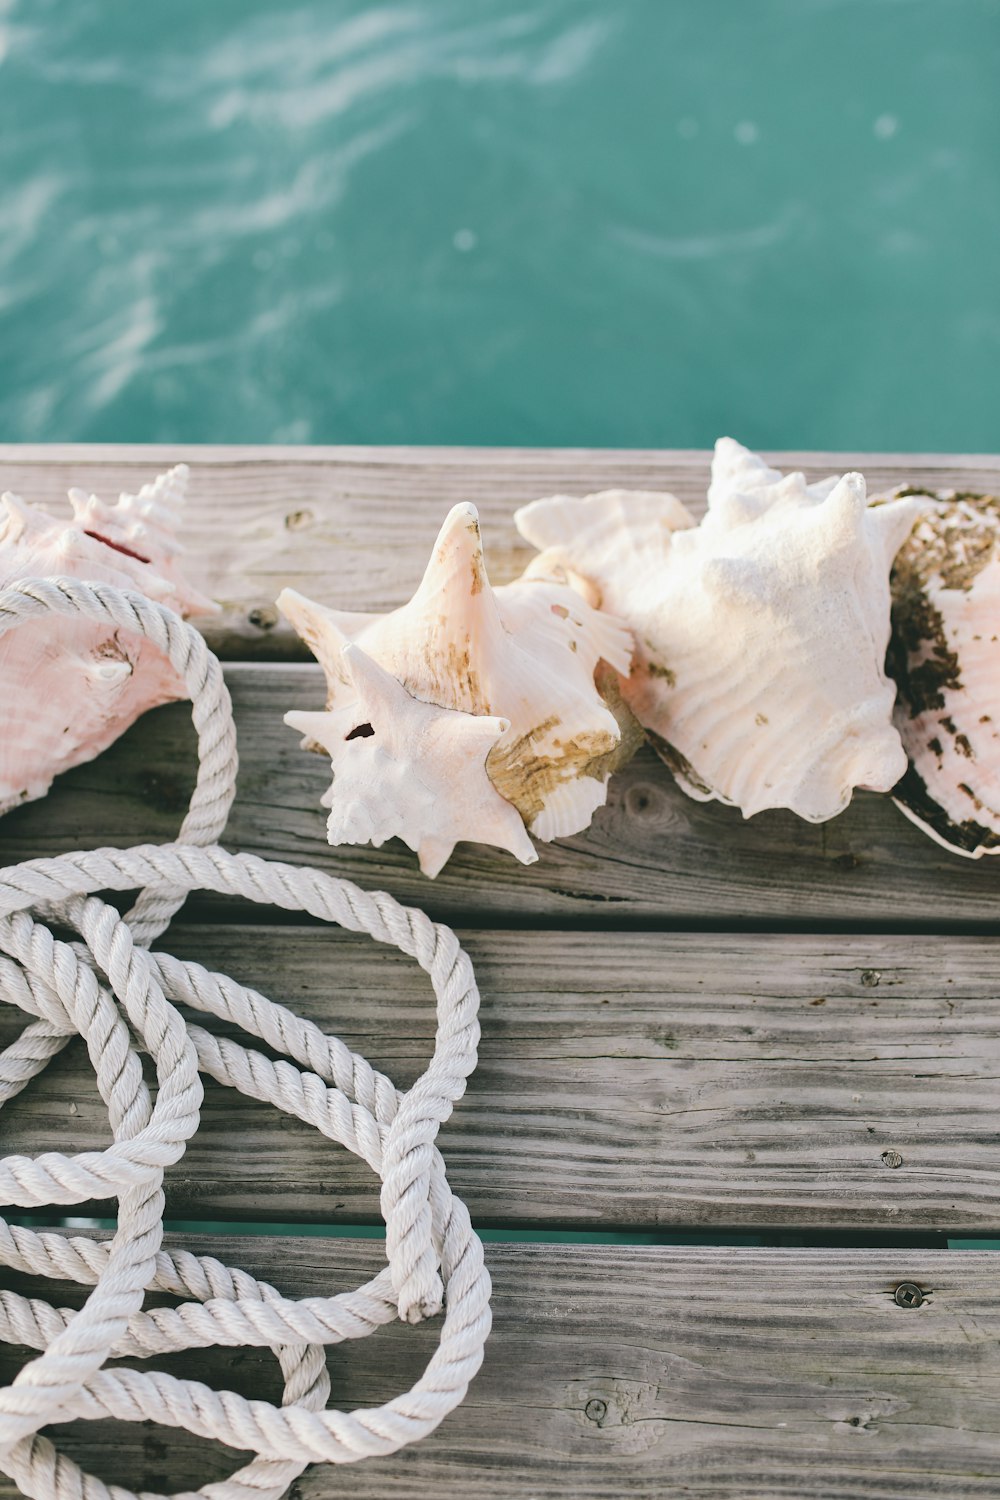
0,576,492,1500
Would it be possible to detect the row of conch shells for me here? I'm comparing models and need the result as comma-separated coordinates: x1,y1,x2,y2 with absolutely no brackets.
0,464,214,815
281,442,1000,875
886,485,1000,858
278,502,639,876
1,452,994,873
516,440,927,824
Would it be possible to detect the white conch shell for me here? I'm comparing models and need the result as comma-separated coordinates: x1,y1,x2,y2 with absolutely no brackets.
279,502,636,873
287,644,537,878
516,438,926,822
0,464,215,814
886,486,1000,856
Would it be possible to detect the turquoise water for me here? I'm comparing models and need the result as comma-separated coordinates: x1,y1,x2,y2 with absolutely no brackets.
0,0,997,451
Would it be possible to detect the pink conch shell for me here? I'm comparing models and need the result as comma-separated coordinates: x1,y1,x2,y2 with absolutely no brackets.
516,439,926,822
0,464,216,814
279,502,636,875
886,486,1000,856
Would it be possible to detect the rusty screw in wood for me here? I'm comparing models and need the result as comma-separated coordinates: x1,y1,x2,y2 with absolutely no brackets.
894,1282,925,1308
881,1149,903,1169
584,1399,607,1424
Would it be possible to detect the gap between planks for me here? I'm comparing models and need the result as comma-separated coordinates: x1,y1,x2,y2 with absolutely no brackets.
0,1235,998,1499
3,926,999,1233
3,662,1000,927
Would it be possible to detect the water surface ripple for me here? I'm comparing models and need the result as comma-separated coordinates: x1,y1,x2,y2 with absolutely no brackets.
0,0,997,449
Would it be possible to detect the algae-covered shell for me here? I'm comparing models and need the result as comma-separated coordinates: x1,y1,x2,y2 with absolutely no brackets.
516,439,926,822
887,486,1000,856
279,502,638,874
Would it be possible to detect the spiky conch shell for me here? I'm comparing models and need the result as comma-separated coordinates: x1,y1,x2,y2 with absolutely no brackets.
0,464,216,815
279,502,639,876
515,438,927,822
884,484,1000,856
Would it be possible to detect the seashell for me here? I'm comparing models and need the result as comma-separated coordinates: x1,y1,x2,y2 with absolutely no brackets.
515,438,926,822
0,464,216,814
886,485,1000,856
280,501,637,874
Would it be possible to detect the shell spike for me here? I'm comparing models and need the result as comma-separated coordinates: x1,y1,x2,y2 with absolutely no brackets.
412,502,498,619
277,587,352,680
284,708,339,754
0,492,39,542
417,836,458,880
393,501,508,682
709,436,782,503
868,490,927,562
134,463,190,511
824,469,867,515
812,471,868,556
341,639,410,718
68,487,101,524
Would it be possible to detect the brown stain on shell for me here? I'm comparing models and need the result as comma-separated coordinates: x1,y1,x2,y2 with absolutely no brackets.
888,488,997,719
894,762,1000,855
887,565,961,717
896,487,1000,591
485,665,644,828
645,658,676,686
887,487,1000,853
487,718,616,826
399,632,490,716
645,727,715,798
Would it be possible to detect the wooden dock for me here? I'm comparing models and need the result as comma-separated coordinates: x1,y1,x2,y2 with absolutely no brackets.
2,445,999,1497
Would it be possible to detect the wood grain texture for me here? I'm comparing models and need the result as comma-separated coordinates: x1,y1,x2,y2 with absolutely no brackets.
1,1235,999,1498
3,926,999,1230
0,444,996,659
2,663,1000,926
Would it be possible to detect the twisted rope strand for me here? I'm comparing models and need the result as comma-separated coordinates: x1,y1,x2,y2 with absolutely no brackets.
0,578,492,1500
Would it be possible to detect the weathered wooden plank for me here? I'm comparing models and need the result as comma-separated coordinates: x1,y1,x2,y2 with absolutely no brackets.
1,1236,998,1498
0,445,996,660
3,664,1000,926
3,927,999,1230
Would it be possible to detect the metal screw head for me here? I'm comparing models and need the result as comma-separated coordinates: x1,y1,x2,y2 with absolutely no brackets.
584,1399,607,1424
860,969,881,988
881,1149,903,1169
894,1281,925,1308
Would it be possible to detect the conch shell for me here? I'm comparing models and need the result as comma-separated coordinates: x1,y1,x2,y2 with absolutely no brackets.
516,439,926,822
0,464,215,814
280,502,636,875
887,486,1000,856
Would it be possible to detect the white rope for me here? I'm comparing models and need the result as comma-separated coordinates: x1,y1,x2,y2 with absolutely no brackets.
0,577,492,1500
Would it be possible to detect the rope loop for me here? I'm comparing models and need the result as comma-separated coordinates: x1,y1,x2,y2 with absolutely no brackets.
0,578,492,1499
